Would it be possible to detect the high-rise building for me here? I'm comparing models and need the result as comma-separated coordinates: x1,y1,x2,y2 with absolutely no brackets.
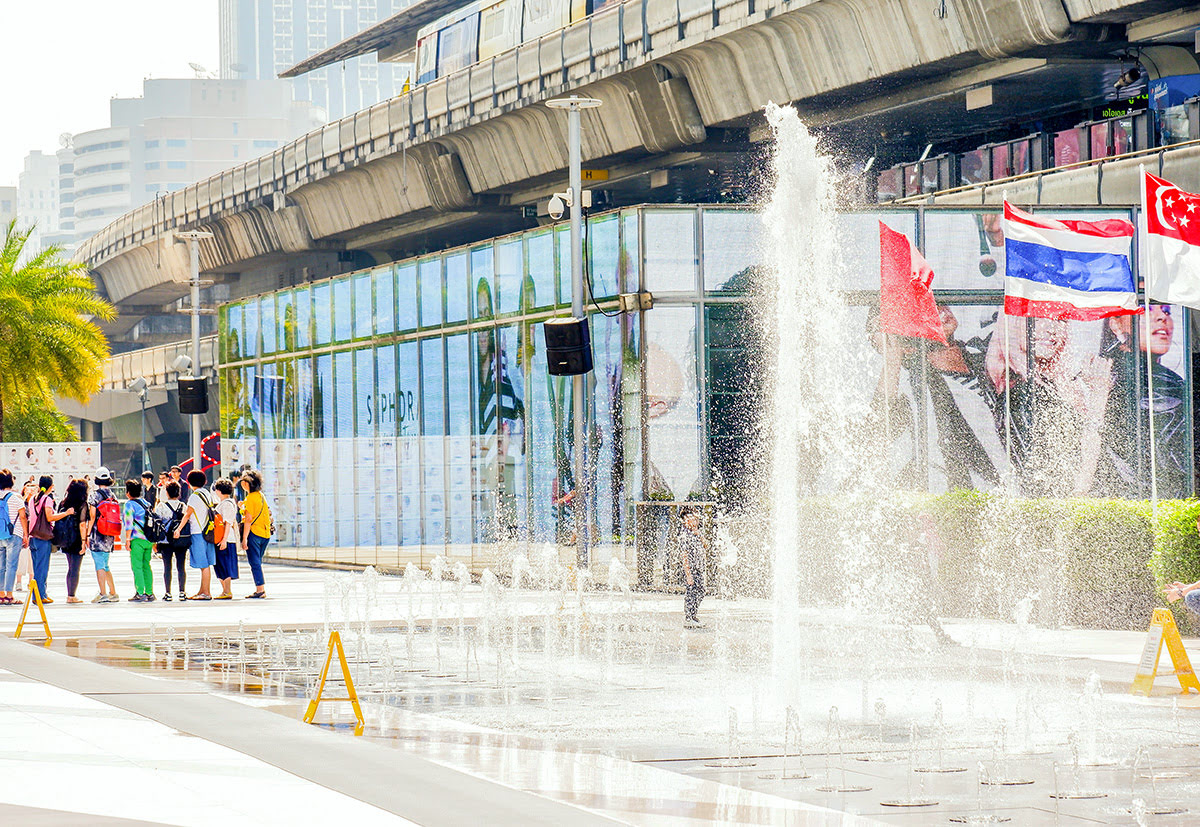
219,0,409,121
72,77,326,243
0,187,16,229
17,150,60,250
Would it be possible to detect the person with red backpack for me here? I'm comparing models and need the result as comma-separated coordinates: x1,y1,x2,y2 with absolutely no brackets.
26,475,75,604
81,467,120,603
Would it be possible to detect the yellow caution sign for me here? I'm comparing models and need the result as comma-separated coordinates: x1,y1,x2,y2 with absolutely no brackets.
302,631,365,735
14,580,52,645
581,169,609,182
1131,609,1200,696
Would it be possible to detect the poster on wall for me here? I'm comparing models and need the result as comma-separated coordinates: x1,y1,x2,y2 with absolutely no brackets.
1,442,102,488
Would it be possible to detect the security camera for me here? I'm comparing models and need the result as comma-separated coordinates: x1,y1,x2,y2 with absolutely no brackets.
547,194,566,220
1114,65,1140,90
171,354,193,373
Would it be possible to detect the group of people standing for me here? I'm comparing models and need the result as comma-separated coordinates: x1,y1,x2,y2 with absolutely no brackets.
0,464,273,605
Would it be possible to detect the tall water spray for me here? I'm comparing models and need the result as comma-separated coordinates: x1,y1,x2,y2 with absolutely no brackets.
763,104,866,691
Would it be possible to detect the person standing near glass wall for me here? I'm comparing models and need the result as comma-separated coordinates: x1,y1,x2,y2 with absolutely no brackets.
239,471,272,598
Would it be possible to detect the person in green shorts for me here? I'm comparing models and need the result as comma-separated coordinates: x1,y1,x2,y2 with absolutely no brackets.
121,479,157,602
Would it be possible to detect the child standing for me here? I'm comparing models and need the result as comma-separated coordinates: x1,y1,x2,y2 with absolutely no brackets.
121,479,156,602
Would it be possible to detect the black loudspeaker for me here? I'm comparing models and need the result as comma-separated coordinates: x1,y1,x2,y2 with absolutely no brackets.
544,317,593,376
178,377,209,415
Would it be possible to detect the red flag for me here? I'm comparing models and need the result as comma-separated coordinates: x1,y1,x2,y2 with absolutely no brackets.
879,222,947,344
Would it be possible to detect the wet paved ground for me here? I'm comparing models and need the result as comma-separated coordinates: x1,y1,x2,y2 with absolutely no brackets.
6,556,1200,825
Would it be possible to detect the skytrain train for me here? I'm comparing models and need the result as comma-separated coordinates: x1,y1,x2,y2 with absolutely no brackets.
414,0,613,85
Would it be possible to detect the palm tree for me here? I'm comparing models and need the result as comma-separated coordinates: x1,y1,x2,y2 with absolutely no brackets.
0,220,117,438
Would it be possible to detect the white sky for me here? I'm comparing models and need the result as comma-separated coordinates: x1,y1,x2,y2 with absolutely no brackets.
0,1,220,186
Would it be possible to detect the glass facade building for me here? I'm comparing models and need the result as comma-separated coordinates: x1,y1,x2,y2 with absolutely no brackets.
219,205,1195,571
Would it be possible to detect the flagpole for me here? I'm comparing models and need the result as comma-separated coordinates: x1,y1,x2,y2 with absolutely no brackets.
883,331,892,475
1139,165,1159,521
1001,198,1014,485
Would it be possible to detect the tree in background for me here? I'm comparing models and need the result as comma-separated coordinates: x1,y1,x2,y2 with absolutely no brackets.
0,220,116,439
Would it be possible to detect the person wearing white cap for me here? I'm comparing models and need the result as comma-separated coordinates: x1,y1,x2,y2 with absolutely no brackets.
81,467,119,603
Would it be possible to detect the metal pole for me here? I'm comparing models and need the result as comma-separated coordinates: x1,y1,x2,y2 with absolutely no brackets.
189,237,202,468
140,391,147,474
568,105,588,570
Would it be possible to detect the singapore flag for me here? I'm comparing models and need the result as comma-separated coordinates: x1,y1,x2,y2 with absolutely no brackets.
1144,171,1200,308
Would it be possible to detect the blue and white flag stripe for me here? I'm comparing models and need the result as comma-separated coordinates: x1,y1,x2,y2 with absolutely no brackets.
1003,203,1138,321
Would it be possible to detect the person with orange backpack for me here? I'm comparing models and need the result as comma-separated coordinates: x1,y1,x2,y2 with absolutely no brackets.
82,467,120,603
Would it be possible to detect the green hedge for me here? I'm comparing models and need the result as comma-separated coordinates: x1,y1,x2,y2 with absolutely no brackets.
780,492,1200,632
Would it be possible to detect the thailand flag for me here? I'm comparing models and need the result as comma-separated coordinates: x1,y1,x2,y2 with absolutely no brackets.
1002,202,1138,321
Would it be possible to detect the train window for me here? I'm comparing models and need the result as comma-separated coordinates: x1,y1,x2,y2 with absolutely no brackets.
416,33,439,84
437,16,481,77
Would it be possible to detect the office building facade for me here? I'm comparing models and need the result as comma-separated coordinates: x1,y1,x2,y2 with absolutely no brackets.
219,0,410,121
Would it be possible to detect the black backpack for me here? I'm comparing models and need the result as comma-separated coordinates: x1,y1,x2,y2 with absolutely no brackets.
52,507,79,550
138,498,168,544
164,502,191,549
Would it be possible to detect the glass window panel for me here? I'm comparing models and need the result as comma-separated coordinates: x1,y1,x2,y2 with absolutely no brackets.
621,210,639,294
446,333,472,546
446,334,471,436
375,344,398,437
244,298,261,359
313,283,332,345
314,354,334,438
473,327,498,543
225,303,244,363
334,351,354,438
644,210,698,293
421,337,446,436
496,324,527,535
645,306,702,500
296,356,314,439
556,225,570,306
703,210,762,293
495,240,522,315
471,245,494,320
294,286,311,349
527,320,561,544
421,336,447,548
837,212,916,291
445,252,469,324
355,348,375,437
590,312,626,542
314,438,336,547
277,291,296,353
398,340,421,546
527,230,554,310
260,296,277,354
375,266,396,335
397,263,418,332
587,214,620,299
333,277,352,342
420,258,443,327
354,271,373,339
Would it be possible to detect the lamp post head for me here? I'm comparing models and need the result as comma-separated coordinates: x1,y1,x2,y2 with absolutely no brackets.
547,96,603,111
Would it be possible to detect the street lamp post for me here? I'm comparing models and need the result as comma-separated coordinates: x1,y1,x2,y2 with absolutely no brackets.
175,230,213,468
546,95,602,569
129,376,149,474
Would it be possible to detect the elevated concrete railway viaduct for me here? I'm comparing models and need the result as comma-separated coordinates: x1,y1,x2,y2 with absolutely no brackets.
80,0,1197,342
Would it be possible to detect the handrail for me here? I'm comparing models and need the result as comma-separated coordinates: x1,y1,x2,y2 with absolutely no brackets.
893,137,1200,205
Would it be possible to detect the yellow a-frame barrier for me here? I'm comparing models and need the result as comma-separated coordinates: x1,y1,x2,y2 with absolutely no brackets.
14,580,52,644
302,631,365,735
1131,608,1200,696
